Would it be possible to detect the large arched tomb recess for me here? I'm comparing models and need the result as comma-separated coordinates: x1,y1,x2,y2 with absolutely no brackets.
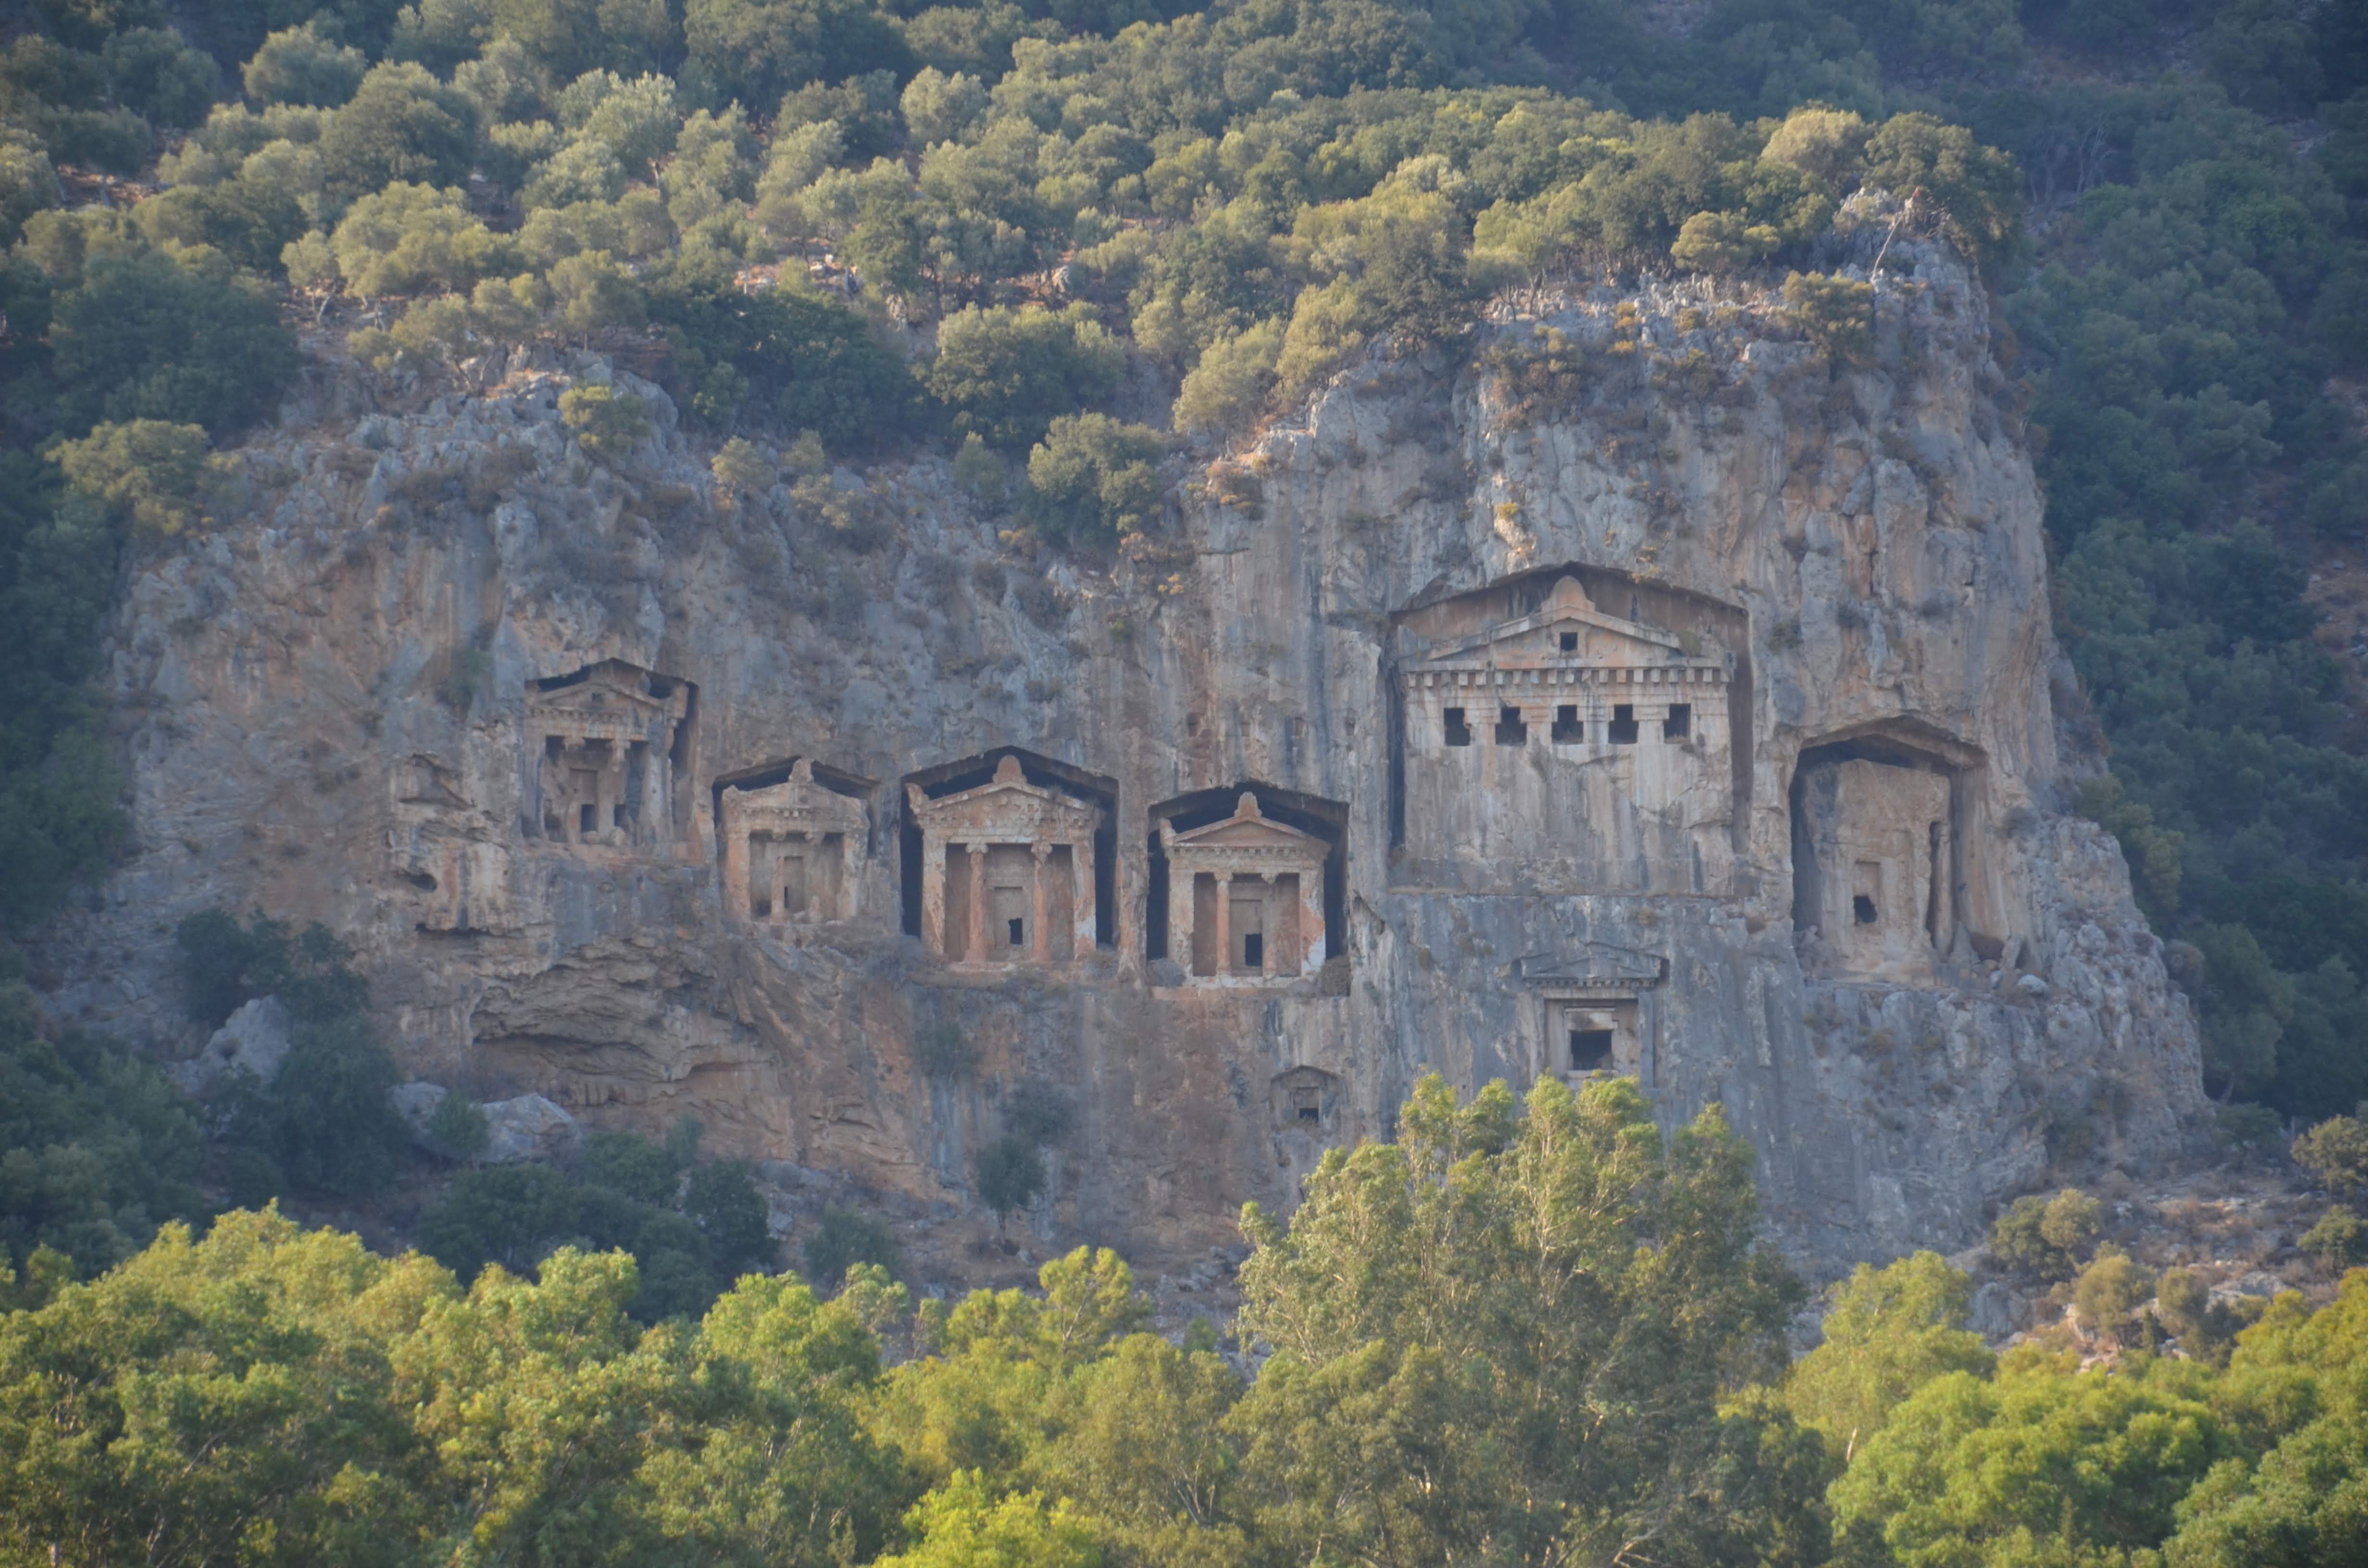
1786,718,2006,983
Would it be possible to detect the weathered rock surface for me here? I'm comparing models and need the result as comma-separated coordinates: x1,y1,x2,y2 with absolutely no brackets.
34,225,2208,1274
167,995,295,1095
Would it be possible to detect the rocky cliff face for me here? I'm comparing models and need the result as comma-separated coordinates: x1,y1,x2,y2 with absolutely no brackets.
33,225,2208,1275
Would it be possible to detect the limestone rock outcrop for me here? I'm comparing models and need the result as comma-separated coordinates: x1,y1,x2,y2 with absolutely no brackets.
35,228,2208,1274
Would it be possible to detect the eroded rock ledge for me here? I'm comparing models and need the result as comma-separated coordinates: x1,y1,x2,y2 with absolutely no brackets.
37,233,2207,1274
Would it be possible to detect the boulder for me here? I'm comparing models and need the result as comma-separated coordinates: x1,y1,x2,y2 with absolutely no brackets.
172,996,295,1093
480,1093,581,1164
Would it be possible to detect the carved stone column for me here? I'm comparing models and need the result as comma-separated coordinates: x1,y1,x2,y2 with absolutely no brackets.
1213,871,1233,976
919,831,947,957
721,794,749,919
1169,863,1192,976
1073,835,1096,956
1031,842,1051,963
1299,870,1327,978
964,843,987,964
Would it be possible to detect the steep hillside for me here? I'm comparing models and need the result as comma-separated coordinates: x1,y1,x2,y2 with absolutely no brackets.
31,210,2204,1273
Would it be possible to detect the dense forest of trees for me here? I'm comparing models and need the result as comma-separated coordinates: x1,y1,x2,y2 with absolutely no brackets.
3,1073,2366,1567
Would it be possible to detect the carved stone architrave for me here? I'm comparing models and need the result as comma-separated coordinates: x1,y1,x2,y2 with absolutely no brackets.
907,756,1103,966
1160,794,1330,983
1515,944,1665,1088
720,760,869,928
525,661,691,856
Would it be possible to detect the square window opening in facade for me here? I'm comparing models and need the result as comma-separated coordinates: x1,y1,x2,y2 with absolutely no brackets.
1609,704,1638,744
1494,705,1528,745
1664,703,1690,739
1444,707,1472,747
1552,704,1584,743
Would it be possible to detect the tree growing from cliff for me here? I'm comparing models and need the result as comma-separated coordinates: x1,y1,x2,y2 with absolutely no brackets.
974,1134,1043,1240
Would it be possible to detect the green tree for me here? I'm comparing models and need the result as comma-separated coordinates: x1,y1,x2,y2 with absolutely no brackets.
46,251,299,438
2293,1114,2368,1199
242,21,368,108
318,61,478,200
1226,1073,1812,1568
873,1470,1103,1568
681,0,913,117
803,1203,900,1289
925,303,1128,452
1026,413,1165,543
973,1134,1043,1238
50,419,223,537
1780,1250,1994,1457
559,380,653,452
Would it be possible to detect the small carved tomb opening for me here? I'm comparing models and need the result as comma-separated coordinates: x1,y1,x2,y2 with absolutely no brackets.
1549,994,1639,1081
1559,630,1579,651
1552,704,1584,744
1494,705,1528,745
1609,704,1639,745
1444,706,1472,747
1664,703,1691,740
1569,1025,1614,1072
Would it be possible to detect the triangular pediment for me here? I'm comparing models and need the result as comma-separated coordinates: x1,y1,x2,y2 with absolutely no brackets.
1170,794,1326,853
1411,576,1688,667
1514,944,1665,988
530,661,683,720
910,756,1102,832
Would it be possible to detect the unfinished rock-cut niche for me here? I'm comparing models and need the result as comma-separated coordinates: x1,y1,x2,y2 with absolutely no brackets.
1270,1065,1338,1127
1789,723,1988,982
1147,784,1346,984
714,757,875,928
901,749,1116,965
526,660,696,853
1390,569,1747,894
1514,946,1665,1088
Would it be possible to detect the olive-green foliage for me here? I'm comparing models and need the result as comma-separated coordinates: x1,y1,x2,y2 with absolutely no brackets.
0,1211,913,1568
1779,1250,1994,1455
315,60,478,200
1783,269,1875,364
646,266,922,446
2293,1113,2368,1198
173,908,407,1202
2298,1205,2368,1271
330,181,511,297
1025,413,1165,543
803,1203,900,1290
927,304,1127,452
558,380,651,452
0,983,203,1277
973,1134,1043,1229
1832,1348,2237,1567
873,1471,1103,1568
683,0,913,114
422,1119,770,1321
2070,1244,2155,1337
1229,1073,1815,1568
423,1089,491,1162
1990,1187,2103,1282
42,249,298,438
49,418,223,537
242,22,367,109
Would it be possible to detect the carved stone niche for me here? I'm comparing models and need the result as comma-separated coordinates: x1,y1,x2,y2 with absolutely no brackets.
1160,794,1329,984
1396,574,1736,893
526,661,692,854
908,756,1103,966
1794,757,1951,981
1515,946,1665,1087
719,760,870,928
1788,723,1991,984
1270,1065,1338,1128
